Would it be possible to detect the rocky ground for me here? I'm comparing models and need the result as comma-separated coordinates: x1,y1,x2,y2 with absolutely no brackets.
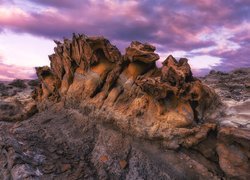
0,80,38,122
0,104,222,179
0,79,217,179
202,68,250,129
1,69,249,179
0,35,249,179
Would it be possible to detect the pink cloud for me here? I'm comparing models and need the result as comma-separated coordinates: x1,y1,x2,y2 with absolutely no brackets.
0,0,249,77
0,57,36,80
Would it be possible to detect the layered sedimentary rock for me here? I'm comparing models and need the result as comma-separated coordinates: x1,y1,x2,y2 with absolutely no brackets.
34,34,220,145
31,34,250,179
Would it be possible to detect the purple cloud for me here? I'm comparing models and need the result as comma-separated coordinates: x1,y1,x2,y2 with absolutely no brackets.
0,59,36,80
0,0,218,51
0,0,249,78
30,0,88,8
210,44,250,72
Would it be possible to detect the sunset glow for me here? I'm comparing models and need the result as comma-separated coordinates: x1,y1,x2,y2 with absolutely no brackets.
0,0,249,80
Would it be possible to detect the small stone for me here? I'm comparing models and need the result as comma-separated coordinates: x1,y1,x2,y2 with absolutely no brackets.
42,164,55,174
119,160,127,169
99,155,109,163
48,146,57,153
61,164,71,173
56,149,64,155
125,41,159,63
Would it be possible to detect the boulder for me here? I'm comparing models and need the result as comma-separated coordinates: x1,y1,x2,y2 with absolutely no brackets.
31,34,249,179
125,41,159,63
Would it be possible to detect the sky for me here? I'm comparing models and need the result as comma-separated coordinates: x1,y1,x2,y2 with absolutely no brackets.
0,0,249,80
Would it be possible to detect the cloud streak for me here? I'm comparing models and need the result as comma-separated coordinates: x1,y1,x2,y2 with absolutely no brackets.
0,0,249,79
0,58,35,80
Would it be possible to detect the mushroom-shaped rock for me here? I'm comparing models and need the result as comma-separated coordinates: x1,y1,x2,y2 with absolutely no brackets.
87,36,122,63
161,55,193,86
125,41,159,63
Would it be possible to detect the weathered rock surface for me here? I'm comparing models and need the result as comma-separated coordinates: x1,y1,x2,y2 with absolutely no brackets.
201,68,250,179
35,34,220,139
202,68,250,128
0,80,37,122
0,34,249,179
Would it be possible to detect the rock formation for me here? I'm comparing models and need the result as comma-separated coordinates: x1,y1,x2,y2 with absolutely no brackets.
35,34,220,135
0,80,37,122
0,34,249,179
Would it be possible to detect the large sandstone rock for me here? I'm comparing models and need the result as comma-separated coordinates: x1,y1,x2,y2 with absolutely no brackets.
125,41,159,63
8,34,249,179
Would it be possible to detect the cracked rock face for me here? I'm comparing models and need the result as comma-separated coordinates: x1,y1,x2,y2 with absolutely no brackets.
0,80,37,122
35,34,220,140
0,34,249,179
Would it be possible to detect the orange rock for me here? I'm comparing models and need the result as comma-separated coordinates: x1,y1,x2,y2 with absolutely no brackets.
119,160,127,169
99,155,109,163
35,34,221,152
125,41,159,63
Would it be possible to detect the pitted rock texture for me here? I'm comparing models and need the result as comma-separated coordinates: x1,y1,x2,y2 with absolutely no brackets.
202,68,250,102
0,108,225,179
31,34,250,179
0,80,37,122
0,35,249,179
202,68,250,129
34,34,221,147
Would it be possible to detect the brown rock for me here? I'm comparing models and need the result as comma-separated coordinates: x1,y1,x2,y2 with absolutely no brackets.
60,164,71,173
35,66,60,100
119,160,127,169
8,79,27,89
0,80,38,122
34,34,221,135
99,155,109,163
125,41,159,63
216,127,250,178
1,58,249,179
161,55,193,85
34,34,250,179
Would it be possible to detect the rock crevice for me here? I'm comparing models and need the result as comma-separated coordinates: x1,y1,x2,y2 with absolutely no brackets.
29,34,250,179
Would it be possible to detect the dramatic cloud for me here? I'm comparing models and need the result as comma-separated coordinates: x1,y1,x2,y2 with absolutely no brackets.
0,32,54,67
0,0,249,79
0,0,218,50
0,58,35,80
0,52,35,81
31,0,85,8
